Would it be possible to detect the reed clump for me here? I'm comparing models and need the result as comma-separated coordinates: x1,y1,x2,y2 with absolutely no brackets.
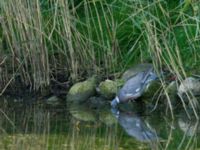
0,0,200,114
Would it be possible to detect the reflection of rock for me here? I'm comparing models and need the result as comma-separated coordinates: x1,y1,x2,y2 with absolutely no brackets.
0,97,8,107
46,96,60,106
99,109,117,125
98,80,118,99
32,108,48,131
87,96,108,109
178,77,200,98
178,117,199,137
118,101,146,114
69,104,96,122
122,63,153,81
67,77,97,103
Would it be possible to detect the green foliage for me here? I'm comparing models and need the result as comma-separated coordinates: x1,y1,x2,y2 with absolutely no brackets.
0,0,200,91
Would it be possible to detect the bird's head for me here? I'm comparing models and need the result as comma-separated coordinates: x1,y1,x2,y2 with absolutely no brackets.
111,96,120,107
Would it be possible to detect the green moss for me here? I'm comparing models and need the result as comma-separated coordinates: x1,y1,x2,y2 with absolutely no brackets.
143,81,161,99
98,80,118,99
67,77,97,103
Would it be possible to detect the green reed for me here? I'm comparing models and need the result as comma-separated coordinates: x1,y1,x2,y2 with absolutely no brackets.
0,0,200,115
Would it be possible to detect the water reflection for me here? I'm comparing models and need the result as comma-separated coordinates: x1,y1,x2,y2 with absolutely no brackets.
69,104,96,122
112,107,158,141
111,107,160,149
178,118,199,137
178,110,200,137
173,110,200,150
0,96,200,150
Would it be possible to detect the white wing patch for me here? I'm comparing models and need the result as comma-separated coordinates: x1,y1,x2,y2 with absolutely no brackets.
126,93,134,97
135,87,140,92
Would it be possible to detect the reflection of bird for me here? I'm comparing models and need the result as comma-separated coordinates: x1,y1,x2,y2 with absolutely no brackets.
111,67,157,107
111,107,158,142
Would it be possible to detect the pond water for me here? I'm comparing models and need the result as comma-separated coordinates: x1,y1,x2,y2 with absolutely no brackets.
0,96,200,150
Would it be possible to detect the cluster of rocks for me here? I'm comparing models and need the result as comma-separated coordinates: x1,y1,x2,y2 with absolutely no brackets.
66,64,161,106
67,76,121,104
64,63,200,109
69,103,117,125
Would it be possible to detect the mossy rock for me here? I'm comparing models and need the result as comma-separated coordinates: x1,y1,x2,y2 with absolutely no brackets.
166,81,178,95
143,81,161,98
165,81,179,106
98,79,118,99
67,76,97,103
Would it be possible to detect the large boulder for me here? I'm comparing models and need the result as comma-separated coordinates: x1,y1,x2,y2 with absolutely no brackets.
67,76,97,103
178,77,200,98
122,63,153,81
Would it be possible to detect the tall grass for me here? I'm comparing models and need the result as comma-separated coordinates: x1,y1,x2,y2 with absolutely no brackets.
0,0,126,91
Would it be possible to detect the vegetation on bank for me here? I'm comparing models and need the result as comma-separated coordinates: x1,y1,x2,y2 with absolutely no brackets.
0,0,199,93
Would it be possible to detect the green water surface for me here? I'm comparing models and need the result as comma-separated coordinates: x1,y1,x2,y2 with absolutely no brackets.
0,96,199,150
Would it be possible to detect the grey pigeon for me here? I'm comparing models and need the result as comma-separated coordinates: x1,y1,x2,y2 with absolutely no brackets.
111,67,157,107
